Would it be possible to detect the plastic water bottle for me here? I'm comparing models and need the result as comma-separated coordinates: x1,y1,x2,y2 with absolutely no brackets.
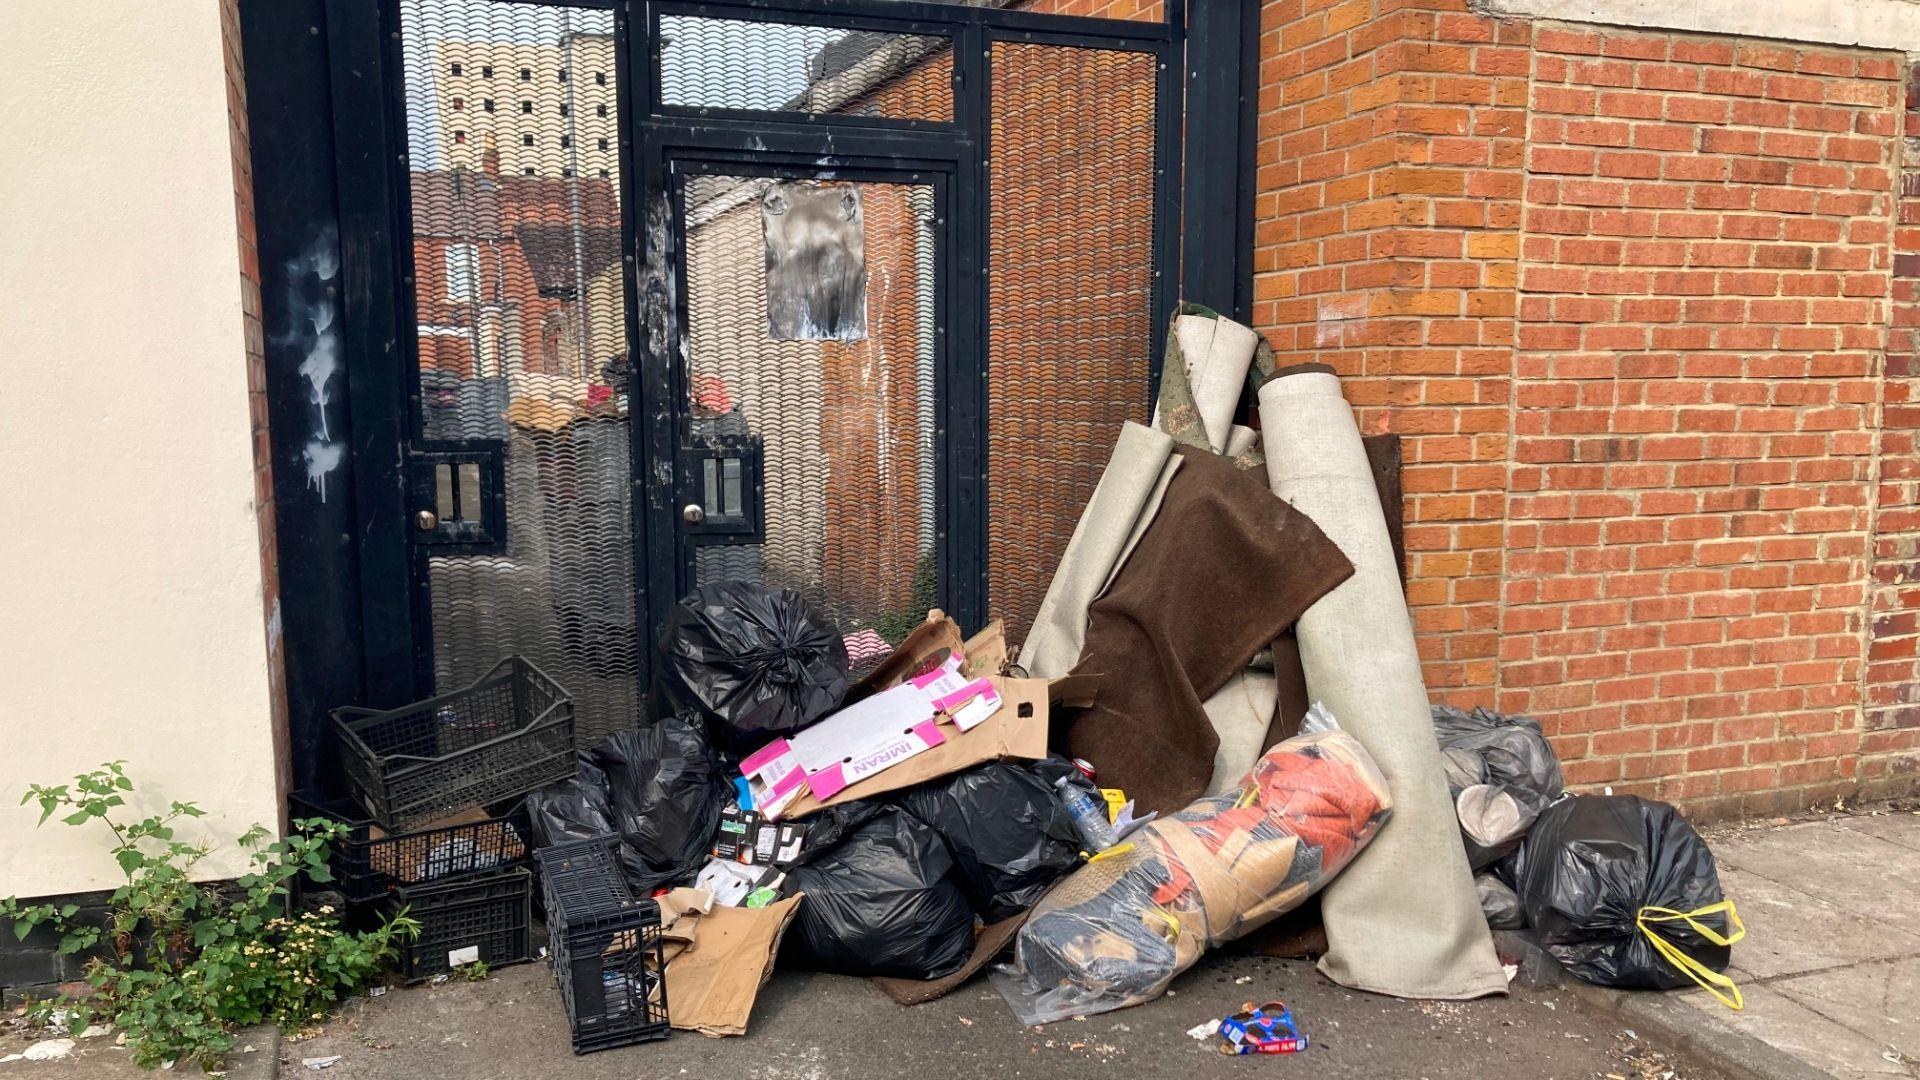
1055,777,1118,852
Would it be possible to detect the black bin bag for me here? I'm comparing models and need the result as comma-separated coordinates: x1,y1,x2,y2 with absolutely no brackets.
1502,795,1742,1002
1432,704,1563,868
898,757,1094,921
525,756,618,850
782,806,976,980
655,581,850,758
596,716,731,893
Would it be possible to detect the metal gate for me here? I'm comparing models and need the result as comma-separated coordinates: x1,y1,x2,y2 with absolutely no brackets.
350,0,1180,739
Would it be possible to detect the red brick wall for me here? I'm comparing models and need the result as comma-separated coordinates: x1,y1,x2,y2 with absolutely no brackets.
1509,27,1897,814
1254,0,1920,817
1255,0,1526,701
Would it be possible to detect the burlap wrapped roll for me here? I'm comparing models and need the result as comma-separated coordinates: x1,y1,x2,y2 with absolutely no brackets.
1257,366,1506,1000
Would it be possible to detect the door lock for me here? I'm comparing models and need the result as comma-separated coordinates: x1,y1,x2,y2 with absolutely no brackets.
414,509,439,531
681,503,706,525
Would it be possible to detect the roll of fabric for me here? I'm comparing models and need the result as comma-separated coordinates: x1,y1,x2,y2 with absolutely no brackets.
1019,421,1181,679
1203,666,1279,796
1257,366,1506,1000
1267,432,1405,747
1152,309,1260,455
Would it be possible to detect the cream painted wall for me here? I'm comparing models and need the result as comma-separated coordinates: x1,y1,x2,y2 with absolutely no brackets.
0,3,281,896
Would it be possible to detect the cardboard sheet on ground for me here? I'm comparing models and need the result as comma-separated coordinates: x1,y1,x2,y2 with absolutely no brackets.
664,894,804,1037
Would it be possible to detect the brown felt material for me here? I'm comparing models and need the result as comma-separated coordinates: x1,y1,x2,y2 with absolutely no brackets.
870,912,1029,1006
1061,446,1355,815
1267,433,1404,752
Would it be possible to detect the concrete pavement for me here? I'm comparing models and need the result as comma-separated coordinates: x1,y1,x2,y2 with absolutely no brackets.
1653,803,1920,1080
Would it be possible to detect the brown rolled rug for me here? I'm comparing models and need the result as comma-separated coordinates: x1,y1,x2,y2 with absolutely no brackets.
1060,445,1354,814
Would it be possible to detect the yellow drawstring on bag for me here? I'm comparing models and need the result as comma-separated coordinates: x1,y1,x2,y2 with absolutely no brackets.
1635,900,1746,1010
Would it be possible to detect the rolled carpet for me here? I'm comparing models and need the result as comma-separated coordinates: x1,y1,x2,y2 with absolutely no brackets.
1257,366,1506,1000
1064,446,1353,814
1019,421,1181,679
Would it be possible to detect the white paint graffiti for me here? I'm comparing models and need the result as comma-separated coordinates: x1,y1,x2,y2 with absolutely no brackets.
304,441,345,502
277,230,345,500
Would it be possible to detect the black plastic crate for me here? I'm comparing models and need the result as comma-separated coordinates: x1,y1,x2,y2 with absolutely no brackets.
289,793,531,905
537,838,669,1054
333,656,576,832
384,866,533,983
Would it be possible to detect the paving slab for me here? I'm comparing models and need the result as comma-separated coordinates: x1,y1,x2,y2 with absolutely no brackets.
1835,811,1920,853
1712,821,1920,938
1771,956,1920,1062
1714,864,1920,980
1671,982,1913,1080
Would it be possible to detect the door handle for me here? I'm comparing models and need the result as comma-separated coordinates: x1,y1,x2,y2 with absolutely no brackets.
414,509,439,531
682,503,706,525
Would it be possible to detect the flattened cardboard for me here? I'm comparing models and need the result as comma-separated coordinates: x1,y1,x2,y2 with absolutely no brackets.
850,613,1007,700
665,894,804,1037
781,674,1099,817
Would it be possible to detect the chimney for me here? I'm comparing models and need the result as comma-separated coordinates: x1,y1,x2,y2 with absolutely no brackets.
481,132,500,178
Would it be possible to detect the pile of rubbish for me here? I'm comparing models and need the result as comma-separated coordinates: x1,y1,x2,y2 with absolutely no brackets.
310,305,1746,1051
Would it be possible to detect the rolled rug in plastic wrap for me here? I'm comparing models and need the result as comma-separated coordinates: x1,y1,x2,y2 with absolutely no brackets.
992,729,1392,1024
1258,365,1507,1000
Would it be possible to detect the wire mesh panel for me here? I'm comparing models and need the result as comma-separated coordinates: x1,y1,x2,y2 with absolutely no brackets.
659,16,954,121
985,41,1159,644
398,0,639,742
680,175,939,644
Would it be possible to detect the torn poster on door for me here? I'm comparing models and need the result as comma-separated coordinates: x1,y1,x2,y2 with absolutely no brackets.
763,181,867,342
767,655,1004,804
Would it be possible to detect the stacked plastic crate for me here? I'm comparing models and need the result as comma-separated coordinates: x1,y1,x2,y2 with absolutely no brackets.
302,656,577,982
536,837,669,1053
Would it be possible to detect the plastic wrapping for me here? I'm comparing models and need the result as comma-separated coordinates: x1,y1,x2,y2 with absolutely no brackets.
525,757,618,851
898,756,1097,921
993,730,1392,1023
1501,795,1738,996
781,806,977,979
1432,705,1563,868
655,581,851,757
1476,872,1524,931
596,717,732,893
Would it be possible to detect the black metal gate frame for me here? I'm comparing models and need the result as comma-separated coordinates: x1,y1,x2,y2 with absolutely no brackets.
322,0,1188,709
631,0,1185,648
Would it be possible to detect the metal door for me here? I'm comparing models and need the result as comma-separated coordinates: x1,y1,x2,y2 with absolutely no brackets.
648,150,961,664
352,0,1178,734
387,0,642,742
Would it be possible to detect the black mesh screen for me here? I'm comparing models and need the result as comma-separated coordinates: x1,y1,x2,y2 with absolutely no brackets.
399,0,638,742
659,17,954,121
680,175,939,645
985,42,1160,643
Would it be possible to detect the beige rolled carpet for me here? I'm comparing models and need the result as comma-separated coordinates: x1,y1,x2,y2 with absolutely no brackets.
1257,366,1506,1000
1203,665,1278,796
1019,421,1180,679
